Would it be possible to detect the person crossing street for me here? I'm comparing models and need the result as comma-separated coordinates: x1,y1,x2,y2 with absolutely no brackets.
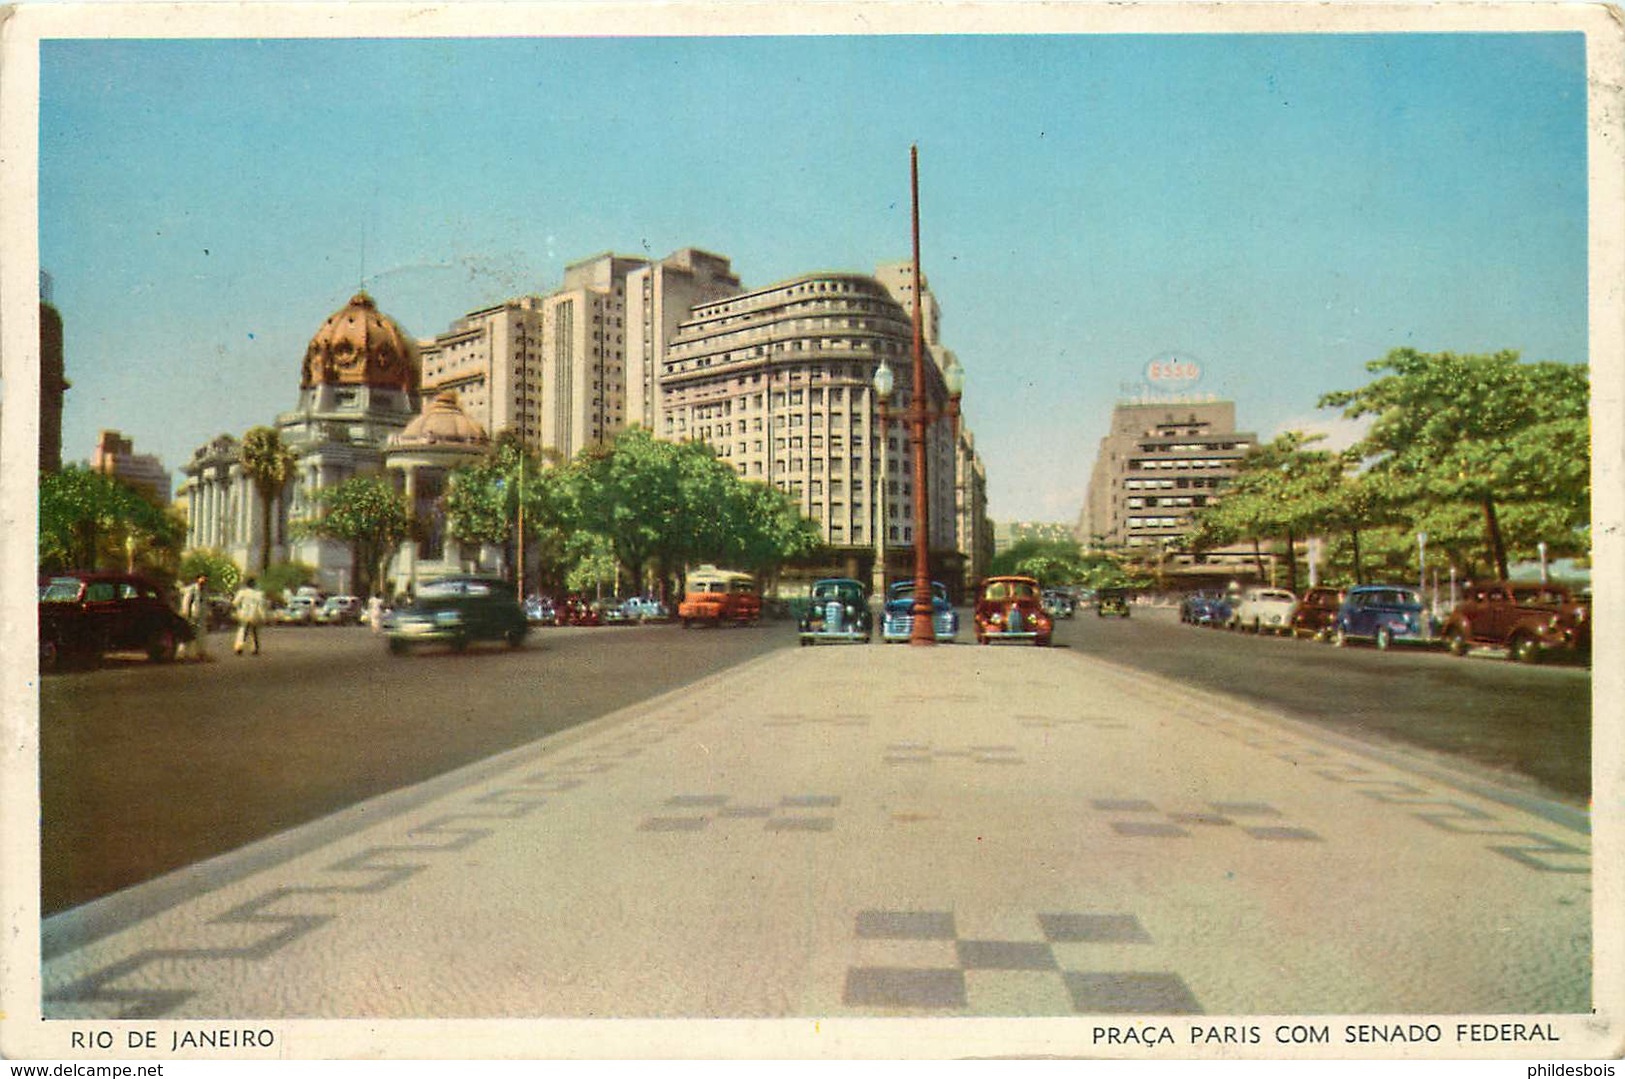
232,577,269,655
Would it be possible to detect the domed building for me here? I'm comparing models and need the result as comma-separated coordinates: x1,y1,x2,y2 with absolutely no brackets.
181,291,427,594
385,389,491,593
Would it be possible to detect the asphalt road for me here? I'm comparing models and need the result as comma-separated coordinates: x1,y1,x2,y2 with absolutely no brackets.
1048,604,1591,806
36,619,788,916
36,604,1589,917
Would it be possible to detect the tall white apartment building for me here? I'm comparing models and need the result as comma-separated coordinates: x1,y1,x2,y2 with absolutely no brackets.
535,252,650,458
660,271,964,584
419,297,544,448
625,248,742,431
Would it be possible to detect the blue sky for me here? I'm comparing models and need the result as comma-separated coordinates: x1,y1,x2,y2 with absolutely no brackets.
39,31,1588,521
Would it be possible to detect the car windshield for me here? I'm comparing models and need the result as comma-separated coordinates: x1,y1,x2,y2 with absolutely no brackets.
1362,589,1420,606
1515,588,1570,606
890,582,948,601
813,582,863,603
40,578,85,603
419,579,494,598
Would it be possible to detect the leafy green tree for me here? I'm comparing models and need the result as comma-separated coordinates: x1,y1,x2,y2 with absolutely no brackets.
558,429,821,596
441,432,568,589
294,476,410,598
260,560,318,603
39,466,181,574
177,548,241,594
238,426,297,573
1320,348,1588,580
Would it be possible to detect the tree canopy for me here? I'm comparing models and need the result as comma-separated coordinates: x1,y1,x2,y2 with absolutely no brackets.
1320,348,1588,579
294,475,410,598
39,466,183,575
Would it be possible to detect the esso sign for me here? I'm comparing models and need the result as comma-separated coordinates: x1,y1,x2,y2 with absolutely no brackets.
1145,355,1203,385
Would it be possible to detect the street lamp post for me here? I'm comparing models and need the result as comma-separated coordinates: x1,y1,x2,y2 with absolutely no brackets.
872,145,964,646
872,362,892,606
1417,532,1427,595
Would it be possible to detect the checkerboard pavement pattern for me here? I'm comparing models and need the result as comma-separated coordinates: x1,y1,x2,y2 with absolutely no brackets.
639,793,842,832
842,909,1202,1015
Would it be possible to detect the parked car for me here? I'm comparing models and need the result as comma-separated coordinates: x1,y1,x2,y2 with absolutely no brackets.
882,579,959,643
622,596,671,623
678,565,761,628
1332,585,1437,650
1042,589,1076,619
1290,587,1345,641
1096,587,1131,618
315,594,364,625
38,572,195,669
1179,591,1223,625
385,575,529,654
557,595,601,626
1229,588,1298,635
799,578,873,645
523,595,557,625
1441,581,1591,664
275,595,319,625
974,575,1053,646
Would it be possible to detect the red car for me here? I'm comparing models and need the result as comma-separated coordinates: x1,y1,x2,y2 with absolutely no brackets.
38,571,195,669
1442,581,1590,663
973,575,1053,646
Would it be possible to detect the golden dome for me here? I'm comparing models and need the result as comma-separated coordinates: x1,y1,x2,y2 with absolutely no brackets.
394,390,489,447
301,291,419,392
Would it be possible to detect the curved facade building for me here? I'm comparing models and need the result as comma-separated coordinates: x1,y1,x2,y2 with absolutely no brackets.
661,272,963,587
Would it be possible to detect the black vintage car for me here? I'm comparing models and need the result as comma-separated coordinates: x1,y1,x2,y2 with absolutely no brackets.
1096,588,1132,618
799,578,873,645
385,575,529,654
38,571,195,669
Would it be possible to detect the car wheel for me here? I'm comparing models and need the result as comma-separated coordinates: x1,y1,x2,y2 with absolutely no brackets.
388,638,408,656
1035,636,1052,647
1510,635,1542,664
1446,629,1469,657
40,637,61,671
681,618,692,629
147,628,178,663
1252,618,1262,635
1375,627,1393,651
450,635,469,653
505,628,526,648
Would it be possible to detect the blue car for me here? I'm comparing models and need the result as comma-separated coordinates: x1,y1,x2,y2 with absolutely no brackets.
1332,585,1438,651
1179,591,1228,626
883,580,959,643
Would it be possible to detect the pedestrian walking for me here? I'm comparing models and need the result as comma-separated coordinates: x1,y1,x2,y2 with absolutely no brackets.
232,577,269,655
367,593,384,634
179,573,211,661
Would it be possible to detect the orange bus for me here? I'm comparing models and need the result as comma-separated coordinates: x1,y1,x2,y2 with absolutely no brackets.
678,565,761,628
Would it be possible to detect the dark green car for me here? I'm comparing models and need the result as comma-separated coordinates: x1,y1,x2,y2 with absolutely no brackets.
386,576,529,654
1096,588,1131,618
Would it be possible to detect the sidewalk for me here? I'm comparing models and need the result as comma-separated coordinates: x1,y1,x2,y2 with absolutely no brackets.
35,642,1595,1047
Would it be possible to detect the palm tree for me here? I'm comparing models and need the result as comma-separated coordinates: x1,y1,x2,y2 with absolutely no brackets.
239,426,297,573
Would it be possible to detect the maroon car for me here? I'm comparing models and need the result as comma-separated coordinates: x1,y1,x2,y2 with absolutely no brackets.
1441,581,1590,664
973,575,1053,646
38,571,194,669
1290,586,1345,641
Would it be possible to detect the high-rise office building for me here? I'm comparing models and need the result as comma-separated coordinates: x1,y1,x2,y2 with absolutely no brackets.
91,429,171,504
1079,400,1260,575
625,249,742,432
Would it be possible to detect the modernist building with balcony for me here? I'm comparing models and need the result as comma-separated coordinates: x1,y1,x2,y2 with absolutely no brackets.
1079,400,1261,583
